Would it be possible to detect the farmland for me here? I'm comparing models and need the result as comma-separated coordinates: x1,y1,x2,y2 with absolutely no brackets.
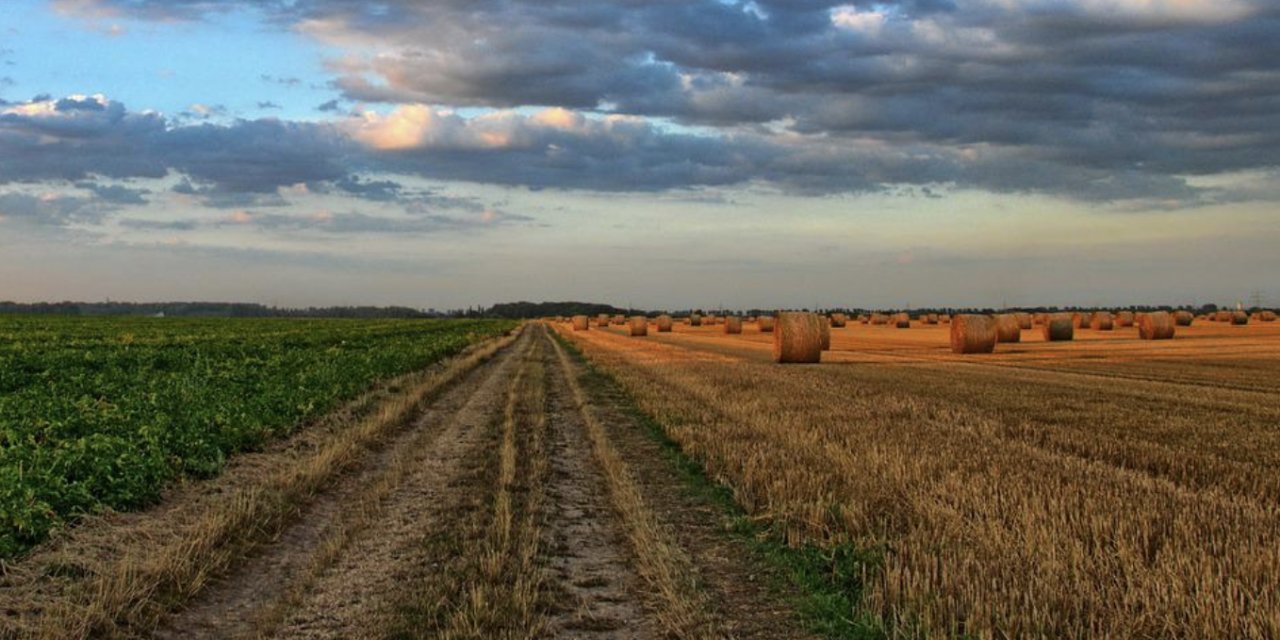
555,316,1280,638
0,316,515,557
1,313,1278,639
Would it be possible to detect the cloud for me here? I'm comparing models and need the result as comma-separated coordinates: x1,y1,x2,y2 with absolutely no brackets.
257,101,282,109
74,181,150,204
316,99,342,112
0,191,106,227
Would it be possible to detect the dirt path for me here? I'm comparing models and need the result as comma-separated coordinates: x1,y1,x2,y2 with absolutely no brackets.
3,323,812,639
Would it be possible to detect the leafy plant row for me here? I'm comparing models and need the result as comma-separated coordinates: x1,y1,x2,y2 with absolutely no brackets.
0,316,515,558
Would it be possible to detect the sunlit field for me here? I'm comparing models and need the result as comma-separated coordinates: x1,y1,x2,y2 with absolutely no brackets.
556,316,1280,638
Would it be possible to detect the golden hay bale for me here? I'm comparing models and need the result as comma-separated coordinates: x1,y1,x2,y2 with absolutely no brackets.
1072,312,1087,328
628,316,648,336
724,316,743,334
894,312,910,329
870,314,888,325
820,321,831,350
656,314,673,332
1138,311,1176,340
1090,311,1113,331
1174,310,1194,326
859,315,870,324
759,316,776,333
595,314,610,327
1033,313,1047,326
690,314,703,327
774,312,823,363
611,314,626,326
950,314,997,354
940,315,951,324
571,315,590,331
1260,310,1277,322
994,314,1022,343
1043,314,1074,341
704,314,718,325
830,313,847,328
1015,313,1032,330
925,313,939,325
1231,311,1249,325
1114,311,1134,327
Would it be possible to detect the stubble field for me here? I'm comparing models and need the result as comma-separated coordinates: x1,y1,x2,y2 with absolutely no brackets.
555,317,1280,638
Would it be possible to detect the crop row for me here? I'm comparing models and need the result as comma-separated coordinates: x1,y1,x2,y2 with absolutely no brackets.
0,316,515,557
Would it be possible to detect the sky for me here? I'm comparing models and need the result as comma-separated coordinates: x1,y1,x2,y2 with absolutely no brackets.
0,0,1277,310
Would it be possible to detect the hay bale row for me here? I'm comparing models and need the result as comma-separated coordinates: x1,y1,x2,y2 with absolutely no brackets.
628,316,648,336
1138,311,1175,340
993,314,1021,343
951,315,997,354
1043,314,1074,341
774,312,824,363
1090,311,1113,331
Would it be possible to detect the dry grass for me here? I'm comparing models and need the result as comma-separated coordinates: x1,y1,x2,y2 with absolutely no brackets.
562,320,1280,638
547,332,719,639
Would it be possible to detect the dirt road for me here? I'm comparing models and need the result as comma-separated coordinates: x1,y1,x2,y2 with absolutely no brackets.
1,324,807,639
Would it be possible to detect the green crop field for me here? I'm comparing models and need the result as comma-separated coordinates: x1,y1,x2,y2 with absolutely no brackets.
0,316,515,557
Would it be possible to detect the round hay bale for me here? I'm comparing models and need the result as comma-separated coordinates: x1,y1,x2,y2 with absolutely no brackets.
656,314,673,332
859,315,869,324
894,312,910,329
927,313,940,325
820,321,831,350
830,313,847,328
611,314,626,326
571,315,590,331
759,316,776,333
628,316,648,336
1138,311,1176,340
1259,310,1277,322
994,314,1021,343
773,312,823,363
1072,312,1087,328
1174,310,1194,326
724,316,743,334
690,314,703,327
1115,311,1134,327
951,314,997,354
870,314,888,326
1033,313,1047,326
595,314,610,327
705,314,719,326
940,315,951,324
1012,313,1031,330
1043,314,1074,341
1090,311,1113,331
1231,311,1249,325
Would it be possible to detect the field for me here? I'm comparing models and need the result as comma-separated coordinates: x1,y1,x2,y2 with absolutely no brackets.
1,314,1277,638
0,316,515,557
556,317,1280,638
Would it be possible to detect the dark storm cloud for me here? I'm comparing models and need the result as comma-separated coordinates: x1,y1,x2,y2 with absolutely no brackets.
13,0,1280,205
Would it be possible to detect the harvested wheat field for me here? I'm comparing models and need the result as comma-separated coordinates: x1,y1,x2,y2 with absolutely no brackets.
559,317,1280,638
